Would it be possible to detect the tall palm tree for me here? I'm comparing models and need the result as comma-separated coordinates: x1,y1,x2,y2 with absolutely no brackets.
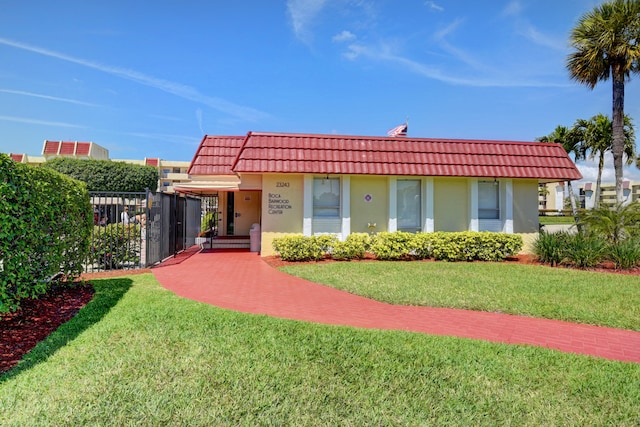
567,0,640,203
537,125,583,217
571,114,636,208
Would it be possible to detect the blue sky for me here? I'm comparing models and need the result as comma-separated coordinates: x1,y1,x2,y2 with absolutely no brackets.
1,0,638,182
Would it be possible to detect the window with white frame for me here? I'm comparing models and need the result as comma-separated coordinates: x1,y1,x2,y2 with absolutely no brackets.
478,180,500,219
313,178,340,217
397,179,421,231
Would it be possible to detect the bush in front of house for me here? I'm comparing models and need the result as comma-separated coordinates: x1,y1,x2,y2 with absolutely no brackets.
369,232,415,260
331,233,371,260
272,235,337,261
0,154,92,313
91,224,141,269
272,231,522,263
427,232,523,262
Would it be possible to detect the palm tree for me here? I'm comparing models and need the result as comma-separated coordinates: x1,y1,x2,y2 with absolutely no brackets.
537,125,583,218
567,0,640,203
571,114,635,208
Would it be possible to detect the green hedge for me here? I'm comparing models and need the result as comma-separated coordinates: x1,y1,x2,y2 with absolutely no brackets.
43,157,158,192
273,231,523,263
0,154,92,312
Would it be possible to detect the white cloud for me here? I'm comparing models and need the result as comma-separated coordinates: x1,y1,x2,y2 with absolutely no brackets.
343,41,569,88
517,23,568,52
0,89,100,107
0,114,84,128
425,1,444,12
0,38,269,122
287,0,328,43
502,0,523,17
332,30,356,43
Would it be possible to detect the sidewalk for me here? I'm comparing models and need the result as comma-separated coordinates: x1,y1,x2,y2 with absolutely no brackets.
152,249,640,363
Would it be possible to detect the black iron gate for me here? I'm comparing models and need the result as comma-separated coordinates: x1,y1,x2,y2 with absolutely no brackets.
88,190,201,272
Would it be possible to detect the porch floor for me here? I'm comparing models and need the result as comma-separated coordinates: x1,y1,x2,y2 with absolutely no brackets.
152,247,640,364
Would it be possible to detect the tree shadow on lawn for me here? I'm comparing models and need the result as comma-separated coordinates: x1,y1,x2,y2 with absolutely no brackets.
0,278,132,382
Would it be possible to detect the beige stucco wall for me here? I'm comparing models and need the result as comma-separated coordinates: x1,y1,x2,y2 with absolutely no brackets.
260,174,304,256
350,176,388,233
513,180,539,233
434,178,468,231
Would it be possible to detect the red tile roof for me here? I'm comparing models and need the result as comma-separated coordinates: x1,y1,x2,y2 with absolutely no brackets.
43,140,60,155
42,140,94,156
9,153,24,162
189,132,582,181
188,135,246,175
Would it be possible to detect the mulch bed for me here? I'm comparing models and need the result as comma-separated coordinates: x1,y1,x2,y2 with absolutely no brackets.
2,257,638,374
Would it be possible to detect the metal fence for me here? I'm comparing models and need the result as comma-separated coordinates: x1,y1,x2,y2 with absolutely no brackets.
86,190,201,273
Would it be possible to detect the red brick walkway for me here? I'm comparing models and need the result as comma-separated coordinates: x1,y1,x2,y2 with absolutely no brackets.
152,248,640,364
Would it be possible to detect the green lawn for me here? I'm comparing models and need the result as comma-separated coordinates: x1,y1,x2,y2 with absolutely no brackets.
1,273,639,426
539,215,576,225
280,262,640,331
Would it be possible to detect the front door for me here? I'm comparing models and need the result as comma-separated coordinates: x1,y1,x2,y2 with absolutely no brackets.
231,191,261,235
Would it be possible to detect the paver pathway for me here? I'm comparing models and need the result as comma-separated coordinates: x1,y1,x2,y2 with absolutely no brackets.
152,248,640,363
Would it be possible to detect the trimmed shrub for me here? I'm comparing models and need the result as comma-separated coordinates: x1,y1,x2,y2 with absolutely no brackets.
0,154,92,312
91,224,141,269
331,233,370,260
412,233,435,260
369,232,415,260
272,235,336,261
430,232,523,262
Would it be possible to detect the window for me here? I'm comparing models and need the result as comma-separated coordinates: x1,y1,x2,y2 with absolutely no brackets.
313,178,340,217
478,181,499,219
397,179,421,231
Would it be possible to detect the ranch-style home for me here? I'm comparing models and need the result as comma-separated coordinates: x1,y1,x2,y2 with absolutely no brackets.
175,131,582,256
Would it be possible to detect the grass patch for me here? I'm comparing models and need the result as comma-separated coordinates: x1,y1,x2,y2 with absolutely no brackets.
280,262,640,331
1,273,639,425
539,215,576,225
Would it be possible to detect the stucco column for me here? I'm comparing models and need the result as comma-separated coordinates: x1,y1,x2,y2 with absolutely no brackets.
388,177,397,232
425,177,434,232
341,176,350,240
469,179,479,231
504,179,513,233
303,175,313,236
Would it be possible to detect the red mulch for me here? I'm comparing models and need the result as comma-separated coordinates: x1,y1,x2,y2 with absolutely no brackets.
2,257,638,374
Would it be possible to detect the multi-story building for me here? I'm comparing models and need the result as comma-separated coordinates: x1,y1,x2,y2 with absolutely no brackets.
539,180,640,212
7,140,190,193
577,181,640,209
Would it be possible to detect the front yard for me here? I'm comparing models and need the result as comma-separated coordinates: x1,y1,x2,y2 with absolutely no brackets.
1,269,639,426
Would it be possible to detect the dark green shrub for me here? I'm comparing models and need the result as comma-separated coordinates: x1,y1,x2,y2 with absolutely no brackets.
331,233,370,260
607,239,640,269
43,157,158,192
534,230,570,266
0,154,92,312
91,224,141,269
563,233,606,268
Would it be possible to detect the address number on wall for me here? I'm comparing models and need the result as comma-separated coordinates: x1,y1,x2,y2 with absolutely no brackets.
276,182,290,188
